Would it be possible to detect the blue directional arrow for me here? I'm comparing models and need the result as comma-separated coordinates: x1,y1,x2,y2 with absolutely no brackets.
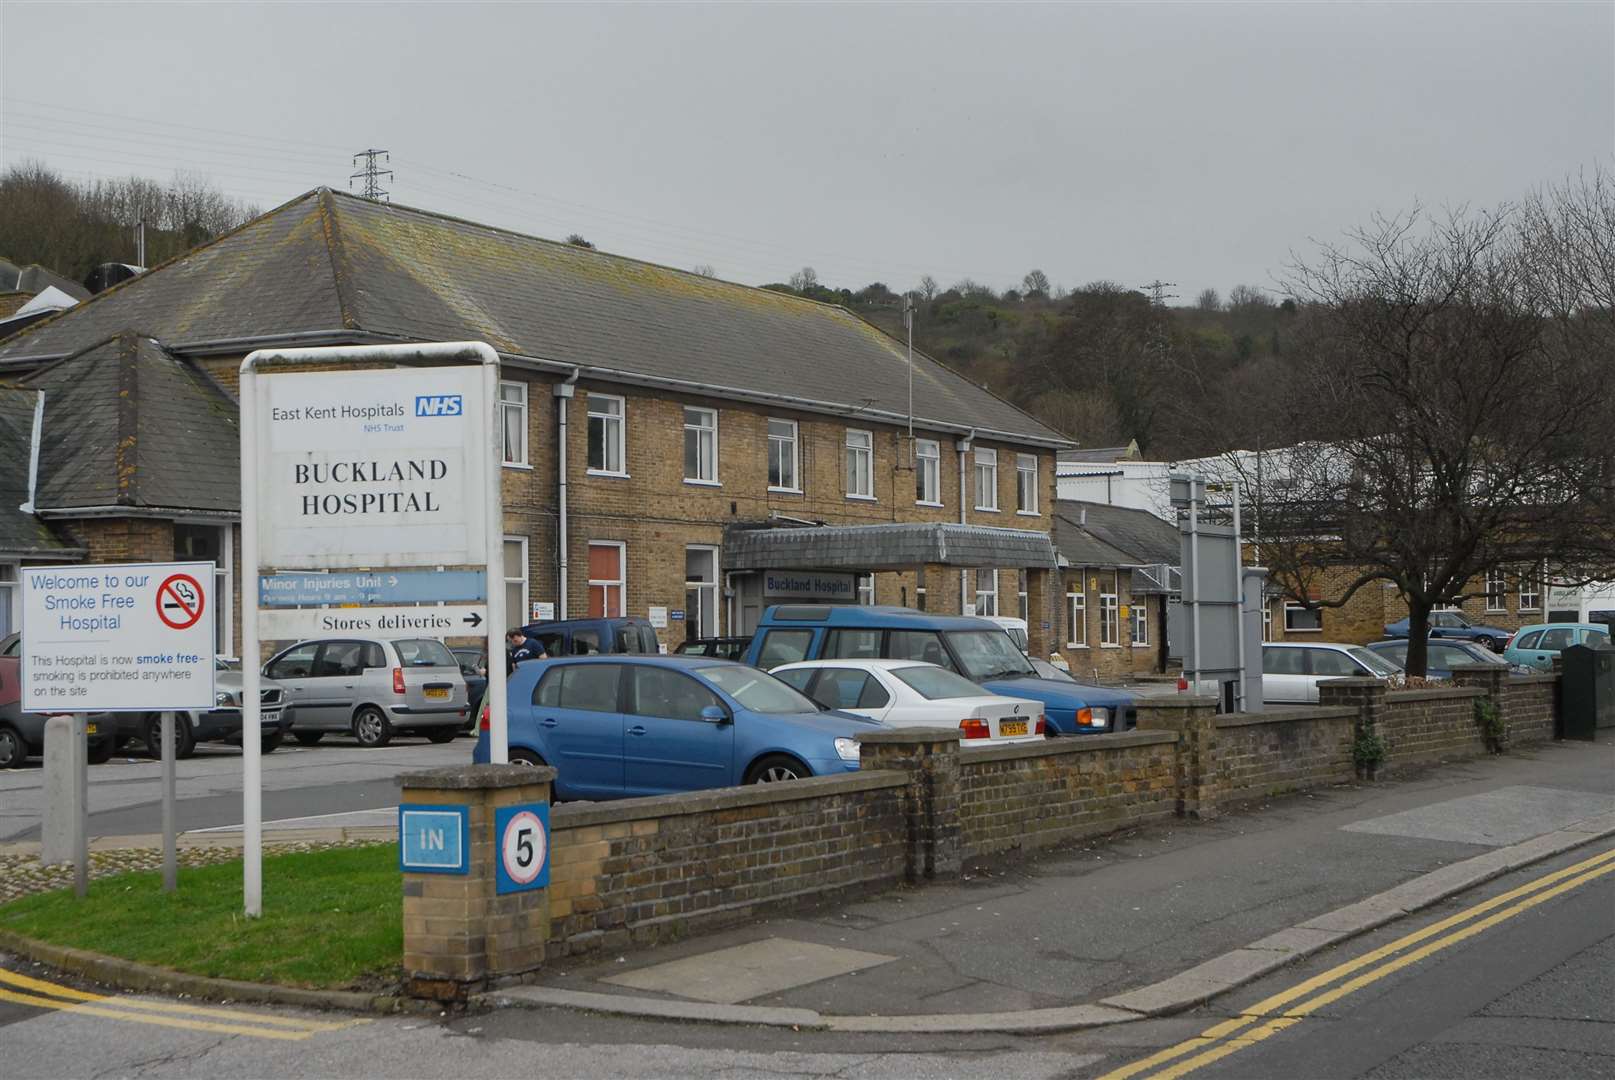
259,570,488,607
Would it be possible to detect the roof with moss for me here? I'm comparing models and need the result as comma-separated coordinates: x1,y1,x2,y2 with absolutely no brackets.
0,189,1067,444
0,387,80,556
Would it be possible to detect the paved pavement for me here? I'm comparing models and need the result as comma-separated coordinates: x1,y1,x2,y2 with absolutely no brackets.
516,741,1615,1020
0,734,471,846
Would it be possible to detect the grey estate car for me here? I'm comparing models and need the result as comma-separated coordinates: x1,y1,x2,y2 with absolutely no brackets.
263,638,468,748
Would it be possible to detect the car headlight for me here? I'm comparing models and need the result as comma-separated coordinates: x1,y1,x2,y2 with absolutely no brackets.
834,737,860,762
215,691,236,707
1076,707,1109,728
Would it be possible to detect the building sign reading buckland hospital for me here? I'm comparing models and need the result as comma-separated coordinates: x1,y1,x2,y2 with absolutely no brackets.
256,367,488,569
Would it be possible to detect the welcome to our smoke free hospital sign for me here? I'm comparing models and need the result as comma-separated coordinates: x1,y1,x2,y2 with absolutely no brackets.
20,561,216,712
256,367,488,570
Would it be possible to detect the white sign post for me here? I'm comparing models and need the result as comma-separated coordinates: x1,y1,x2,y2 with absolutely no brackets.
239,342,505,918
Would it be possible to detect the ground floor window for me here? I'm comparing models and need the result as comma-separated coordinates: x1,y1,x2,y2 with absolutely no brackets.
856,572,875,606
1263,601,1273,640
174,523,233,657
1131,601,1149,646
1284,601,1322,632
685,546,718,638
1519,565,1542,612
0,562,15,639
1067,587,1087,647
974,568,998,617
588,541,625,618
1100,572,1120,646
1017,570,1028,623
505,536,529,626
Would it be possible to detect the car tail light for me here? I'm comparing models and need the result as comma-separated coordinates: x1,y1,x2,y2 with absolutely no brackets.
1034,715,1047,736
392,667,406,695
478,703,490,733
958,718,990,740
1177,677,1189,692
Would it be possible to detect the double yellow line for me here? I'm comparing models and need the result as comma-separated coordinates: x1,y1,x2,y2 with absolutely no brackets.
1098,845,1615,1080
0,966,366,1041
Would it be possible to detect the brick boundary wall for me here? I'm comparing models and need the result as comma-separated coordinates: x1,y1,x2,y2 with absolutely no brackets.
528,674,1564,960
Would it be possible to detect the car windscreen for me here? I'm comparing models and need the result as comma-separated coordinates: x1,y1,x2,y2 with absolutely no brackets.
1350,647,1403,678
945,630,1036,681
892,665,991,701
698,665,820,714
395,639,456,667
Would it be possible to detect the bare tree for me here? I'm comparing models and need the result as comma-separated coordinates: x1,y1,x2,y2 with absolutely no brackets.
1022,269,1050,298
1230,193,1615,675
918,274,939,301
1195,288,1223,312
1227,283,1274,314
692,263,717,278
789,266,818,292
565,233,595,249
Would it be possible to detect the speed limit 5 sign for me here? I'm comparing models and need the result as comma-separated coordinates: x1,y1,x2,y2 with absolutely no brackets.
494,803,550,894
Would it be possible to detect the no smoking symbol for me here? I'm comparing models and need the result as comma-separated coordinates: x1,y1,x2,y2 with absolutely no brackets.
156,573,205,631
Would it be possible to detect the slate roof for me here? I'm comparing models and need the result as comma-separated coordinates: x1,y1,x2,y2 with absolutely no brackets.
0,190,1067,445
1057,440,1139,465
723,522,1058,571
0,387,80,557
1053,499,1181,569
21,333,240,512
0,259,90,303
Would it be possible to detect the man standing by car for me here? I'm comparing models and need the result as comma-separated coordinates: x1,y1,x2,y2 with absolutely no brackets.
506,628,546,674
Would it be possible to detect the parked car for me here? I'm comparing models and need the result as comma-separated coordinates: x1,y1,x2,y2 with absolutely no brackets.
1383,611,1512,652
986,616,1030,653
771,659,1046,746
472,655,874,799
113,658,293,758
1257,642,1404,704
741,605,1135,734
519,616,661,657
1362,639,1527,679
450,647,488,733
674,636,753,661
0,652,116,767
1027,656,1077,682
263,637,468,747
1503,623,1612,672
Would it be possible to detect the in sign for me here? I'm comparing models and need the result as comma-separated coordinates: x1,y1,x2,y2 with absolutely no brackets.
398,805,469,875
494,803,550,894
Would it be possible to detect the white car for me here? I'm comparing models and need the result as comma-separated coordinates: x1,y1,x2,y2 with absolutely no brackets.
770,659,1046,745
1257,642,1403,704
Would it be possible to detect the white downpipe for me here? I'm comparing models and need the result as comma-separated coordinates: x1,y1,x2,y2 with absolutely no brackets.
20,390,43,514
1188,481,1202,699
956,430,974,611
1231,481,1244,712
555,369,579,620
238,341,507,918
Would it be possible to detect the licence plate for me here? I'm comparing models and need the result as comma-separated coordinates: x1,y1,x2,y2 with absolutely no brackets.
262,710,281,725
85,722,98,735
425,688,450,700
1001,719,1028,737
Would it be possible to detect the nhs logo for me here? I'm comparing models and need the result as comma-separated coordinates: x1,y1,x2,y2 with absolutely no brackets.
415,394,464,417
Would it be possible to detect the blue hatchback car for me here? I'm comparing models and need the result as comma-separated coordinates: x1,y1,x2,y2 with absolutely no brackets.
473,655,874,800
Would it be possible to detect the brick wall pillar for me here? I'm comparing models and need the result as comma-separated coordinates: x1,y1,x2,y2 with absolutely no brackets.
1026,566,1053,659
857,728,962,883
1135,695,1221,818
1318,677,1389,774
398,764,555,1002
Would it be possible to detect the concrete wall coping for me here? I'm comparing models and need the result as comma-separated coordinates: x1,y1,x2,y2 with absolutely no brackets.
549,769,908,830
1317,677,1389,689
1386,687,1486,703
398,763,557,790
1509,674,1559,685
957,729,1176,765
1214,706,1358,729
857,727,961,745
1133,695,1219,710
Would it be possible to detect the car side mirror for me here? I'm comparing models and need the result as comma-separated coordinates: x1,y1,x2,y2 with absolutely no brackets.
700,705,729,724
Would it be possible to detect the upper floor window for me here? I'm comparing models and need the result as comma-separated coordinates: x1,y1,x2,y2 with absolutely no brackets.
915,439,940,504
684,407,718,484
974,448,998,511
587,393,625,475
768,418,799,491
846,429,874,499
499,381,528,466
1016,453,1038,514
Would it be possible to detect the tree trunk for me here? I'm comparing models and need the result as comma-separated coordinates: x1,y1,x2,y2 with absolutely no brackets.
1405,603,1432,678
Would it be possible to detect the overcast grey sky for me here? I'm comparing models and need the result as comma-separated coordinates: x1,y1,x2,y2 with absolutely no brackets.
3,1,1611,300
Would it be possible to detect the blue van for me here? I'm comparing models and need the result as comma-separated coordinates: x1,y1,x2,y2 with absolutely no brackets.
519,616,660,657
742,605,1136,734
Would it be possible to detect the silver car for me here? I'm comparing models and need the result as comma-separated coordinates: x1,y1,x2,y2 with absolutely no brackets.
263,638,468,748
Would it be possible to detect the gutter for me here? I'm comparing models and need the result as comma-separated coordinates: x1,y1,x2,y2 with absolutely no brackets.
34,506,240,521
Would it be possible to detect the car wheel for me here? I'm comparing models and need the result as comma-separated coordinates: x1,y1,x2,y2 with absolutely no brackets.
426,728,457,744
507,748,547,768
261,731,283,754
87,738,114,765
293,731,324,746
353,707,392,748
0,725,25,769
744,754,810,784
145,715,195,759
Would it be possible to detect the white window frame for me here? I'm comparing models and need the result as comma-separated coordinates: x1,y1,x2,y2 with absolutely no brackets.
0,562,16,641
1130,600,1149,647
499,380,529,468
684,545,719,638
915,439,941,505
1067,586,1088,648
767,418,800,493
505,535,530,627
586,392,627,477
1016,453,1039,515
1017,569,1028,623
1263,601,1273,641
1284,601,1323,632
1100,571,1120,647
683,406,719,486
845,428,875,500
588,540,626,618
974,447,999,511
1518,565,1542,612
856,572,875,606
974,568,998,617
1485,568,1507,613
217,526,234,658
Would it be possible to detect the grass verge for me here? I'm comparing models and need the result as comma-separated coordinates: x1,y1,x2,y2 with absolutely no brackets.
0,844,401,989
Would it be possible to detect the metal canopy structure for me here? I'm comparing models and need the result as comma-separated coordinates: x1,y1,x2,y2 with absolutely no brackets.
723,522,1059,571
